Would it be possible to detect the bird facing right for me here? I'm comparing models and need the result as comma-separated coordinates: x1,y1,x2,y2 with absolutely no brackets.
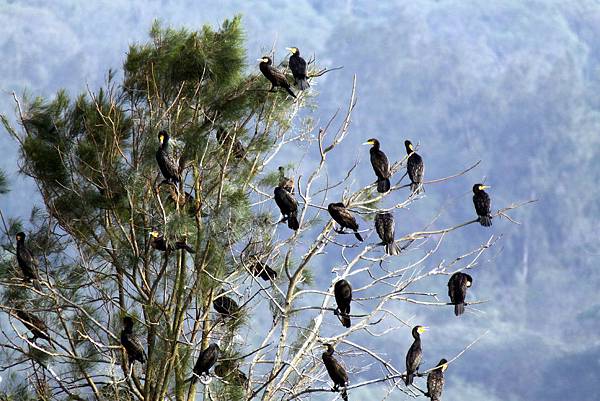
405,140,424,194
426,358,448,401
405,325,427,385
327,203,363,242
472,183,492,226
322,344,349,401
286,47,310,90
447,272,473,316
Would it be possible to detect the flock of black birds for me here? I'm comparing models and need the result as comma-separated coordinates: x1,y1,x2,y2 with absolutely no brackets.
7,45,495,400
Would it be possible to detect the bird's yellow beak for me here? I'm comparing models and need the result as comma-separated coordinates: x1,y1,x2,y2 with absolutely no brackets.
479,185,491,190
417,326,428,334
158,134,164,144
441,363,448,372
286,47,294,53
362,140,374,146
149,231,159,238
409,143,414,151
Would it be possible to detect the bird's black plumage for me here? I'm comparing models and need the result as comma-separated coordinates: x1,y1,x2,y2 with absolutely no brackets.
327,203,363,242
274,186,299,230
287,47,309,90
149,230,195,254
250,261,278,281
472,184,492,227
15,232,39,285
258,56,296,98
15,310,50,343
447,272,473,316
426,359,447,401
278,166,294,193
374,212,400,255
365,138,391,193
334,279,352,328
405,140,424,194
120,316,146,367
191,343,220,383
156,131,180,185
405,325,426,385
216,127,246,159
213,294,240,318
322,344,348,401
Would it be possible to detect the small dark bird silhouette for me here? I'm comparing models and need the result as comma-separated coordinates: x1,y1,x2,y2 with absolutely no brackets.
189,343,220,384
405,140,424,194
374,212,400,255
15,232,41,290
149,230,195,254
322,344,349,401
274,186,300,230
120,316,146,368
405,325,427,385
334,279,352,328
364,138,391,193
447,272,473,316
425,359,448,401
327,203,363,241
156,130,180,185
472,183,492,226
286,47,310,90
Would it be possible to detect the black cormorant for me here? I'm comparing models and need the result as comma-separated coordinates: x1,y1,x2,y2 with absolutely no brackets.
374,212,400,255
258,56,296,98
274,186,299,230
216,127,246,159
213,293,240,318
278,166,294,193
156,130,180,185
472,184,492,227
447,272,473,316
120,316,146,367
15,310,50,343
15,232,40,288
250,261,278,281
405,140,424,194
364,138,391,193
286,47,310,90
149,230,195,254
214,364,248,386
190,343,220,383
426,359,447,401
334,279,352,328
328,203,363,241
405,325,427,385
322,344,348,401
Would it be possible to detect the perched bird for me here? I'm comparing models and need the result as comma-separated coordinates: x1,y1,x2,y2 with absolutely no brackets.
258,56,296,98
322,344,348,401
426,359,448,401
334,279,352,328
156,130,180,185
15,310,50,343
216,127,246,159
214,364,248,386
405,140,424,194
120,316,146,368
213,293,240,318
149,230,195,254
364,138,391,193
405,325,427,385
250,260,278,281
472,184,492,227
447,272,473,316
286,47,310,90
15,232,41,288
274,186,299,230
278,166,294,193
166,186,198,216
327,203,363,242
190,343,220,383
374,212,400,255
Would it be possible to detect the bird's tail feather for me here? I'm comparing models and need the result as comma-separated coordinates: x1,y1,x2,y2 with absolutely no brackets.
455,303,465,316
284,86,297,98
354,231,363,242
341,387,348,401
410,182,423,194
405,371,414,385
288,213,300,230
479,215,492,227
340,312,351,328
296,78,310,90
385,242,400,256
377,178,391,193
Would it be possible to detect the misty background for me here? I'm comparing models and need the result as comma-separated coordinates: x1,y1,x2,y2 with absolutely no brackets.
1,1,598,400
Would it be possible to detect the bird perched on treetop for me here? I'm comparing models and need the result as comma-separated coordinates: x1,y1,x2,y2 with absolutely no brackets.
286,47,310,90
189,343,220,384
149,230,195,254
364,138,391,193
120,316,146,368
213,292,240,318
472,184,492,227
405,325,427,385
156,130,180,185
322,344,349,401
15,232,41,290
405,140,424,194
258,56,296,98
327,203,363,242
447,272,473,316
426,359,448,401
334,279,352,328
374,212,400,255
274,185,300,230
